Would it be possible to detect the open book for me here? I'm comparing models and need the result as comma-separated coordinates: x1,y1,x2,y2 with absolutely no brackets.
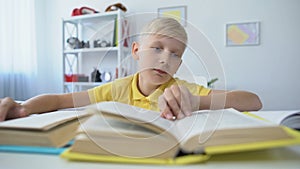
63,101,300,162
0,110,91,147
249,110,300,130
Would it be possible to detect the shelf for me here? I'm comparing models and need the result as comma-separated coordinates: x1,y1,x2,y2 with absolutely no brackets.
62,10,130,93
63,11,120,25
64,82,105,86
64,47,118,54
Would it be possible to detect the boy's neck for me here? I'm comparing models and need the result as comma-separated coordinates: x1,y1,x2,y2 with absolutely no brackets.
137,74,159,96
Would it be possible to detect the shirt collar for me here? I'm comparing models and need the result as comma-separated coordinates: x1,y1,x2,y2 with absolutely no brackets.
131,73,176,101
132,73,144,100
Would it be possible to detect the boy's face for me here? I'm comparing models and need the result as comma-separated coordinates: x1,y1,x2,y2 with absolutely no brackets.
132,35,186,85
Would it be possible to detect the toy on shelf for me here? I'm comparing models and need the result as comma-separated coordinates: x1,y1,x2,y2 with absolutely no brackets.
67,37,89,49
93,39,111,48
91,68,102,82
105,3,127,12
72,6,99,16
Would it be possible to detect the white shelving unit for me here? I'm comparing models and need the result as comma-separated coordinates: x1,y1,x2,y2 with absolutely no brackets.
62,11,131,92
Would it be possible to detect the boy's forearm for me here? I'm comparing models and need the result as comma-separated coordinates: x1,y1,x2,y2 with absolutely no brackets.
225,91,262,111
199,91,262,111
21,94,73,115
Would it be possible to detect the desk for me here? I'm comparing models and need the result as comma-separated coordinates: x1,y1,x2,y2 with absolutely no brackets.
1,145,300,169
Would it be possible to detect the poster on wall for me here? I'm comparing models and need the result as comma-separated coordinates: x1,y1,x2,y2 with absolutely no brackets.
158,6,187,26
226,22,260,46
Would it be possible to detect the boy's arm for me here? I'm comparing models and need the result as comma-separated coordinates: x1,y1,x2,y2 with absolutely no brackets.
22,91,91,114
199,90,263,111
159,85,262,120
0,91,90,121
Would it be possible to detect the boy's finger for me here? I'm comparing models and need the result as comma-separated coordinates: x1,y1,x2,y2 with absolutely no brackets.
179,86,193,116
159,96,172,119
6,106,28,120
0,98,15,121
163,88,181,117
176,111,185,120
170,85,181,104
0,107,8,121
161,106,175,120
158,95,167,111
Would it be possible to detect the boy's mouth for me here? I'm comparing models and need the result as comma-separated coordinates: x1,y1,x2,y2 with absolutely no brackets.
153,68,167,75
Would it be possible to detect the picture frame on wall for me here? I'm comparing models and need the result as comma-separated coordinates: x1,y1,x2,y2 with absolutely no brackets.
158,6,187,27
226,21,260,46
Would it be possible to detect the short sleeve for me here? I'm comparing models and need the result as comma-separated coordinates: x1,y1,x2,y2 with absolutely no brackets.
198,85,211,96
87,83,113,104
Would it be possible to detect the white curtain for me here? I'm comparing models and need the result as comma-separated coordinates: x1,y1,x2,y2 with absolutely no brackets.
0,0,38,100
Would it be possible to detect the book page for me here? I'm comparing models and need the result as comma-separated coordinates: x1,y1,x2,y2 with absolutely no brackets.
90,102,179,136
249,110,300,125
0,110,90,131
76,113,180,158
175,109,278,146
78,114,158,138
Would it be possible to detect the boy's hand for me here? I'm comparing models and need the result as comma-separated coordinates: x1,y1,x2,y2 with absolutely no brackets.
159,85,200,120
0,97,29,121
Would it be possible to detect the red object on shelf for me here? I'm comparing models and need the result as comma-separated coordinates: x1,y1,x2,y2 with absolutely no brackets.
64,74,78,82
72,7,98,16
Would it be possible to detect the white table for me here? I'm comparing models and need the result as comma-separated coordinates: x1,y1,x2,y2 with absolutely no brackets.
1,145,300,169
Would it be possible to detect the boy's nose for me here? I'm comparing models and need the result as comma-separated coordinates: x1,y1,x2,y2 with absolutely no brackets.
159,51,170,64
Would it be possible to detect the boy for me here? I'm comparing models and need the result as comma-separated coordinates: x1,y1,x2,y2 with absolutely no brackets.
0,17,262,121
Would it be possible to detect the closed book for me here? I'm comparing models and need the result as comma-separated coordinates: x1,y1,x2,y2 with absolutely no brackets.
0,110,92,147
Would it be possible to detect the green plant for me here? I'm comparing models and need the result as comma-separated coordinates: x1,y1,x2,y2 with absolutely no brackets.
207,78,218,88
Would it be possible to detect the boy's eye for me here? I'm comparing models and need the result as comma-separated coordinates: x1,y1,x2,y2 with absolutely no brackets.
170,53,179,58
152,47,162,53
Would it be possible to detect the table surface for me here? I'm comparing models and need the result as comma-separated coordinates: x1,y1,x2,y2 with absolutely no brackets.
1,145,300,169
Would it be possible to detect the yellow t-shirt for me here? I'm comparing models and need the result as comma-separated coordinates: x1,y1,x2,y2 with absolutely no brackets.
88,73,211,111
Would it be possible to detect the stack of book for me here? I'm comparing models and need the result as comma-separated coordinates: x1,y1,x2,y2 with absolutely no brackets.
1,101,299,164
0,110,92,154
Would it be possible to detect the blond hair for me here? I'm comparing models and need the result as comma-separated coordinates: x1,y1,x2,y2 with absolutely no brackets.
139,17,188,45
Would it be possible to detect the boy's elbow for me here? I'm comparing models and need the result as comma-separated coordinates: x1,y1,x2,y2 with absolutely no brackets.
251,94,263,111
234,91,263,111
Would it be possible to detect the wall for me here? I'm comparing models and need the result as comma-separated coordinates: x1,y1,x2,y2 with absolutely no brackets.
36,0,300,110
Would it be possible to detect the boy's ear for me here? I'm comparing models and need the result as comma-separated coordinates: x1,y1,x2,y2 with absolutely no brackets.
132,42,140,60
